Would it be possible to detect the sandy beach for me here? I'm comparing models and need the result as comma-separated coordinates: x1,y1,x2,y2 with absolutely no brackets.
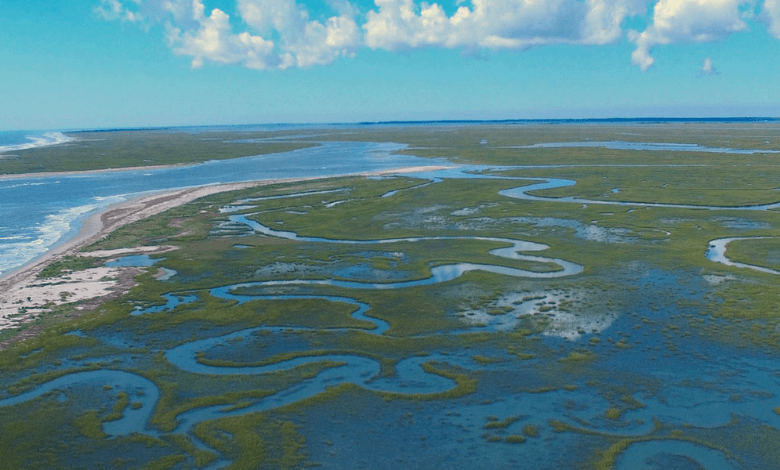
0,165,452,340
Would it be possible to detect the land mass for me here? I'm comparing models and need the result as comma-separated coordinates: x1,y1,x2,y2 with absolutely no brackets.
0,165,451,344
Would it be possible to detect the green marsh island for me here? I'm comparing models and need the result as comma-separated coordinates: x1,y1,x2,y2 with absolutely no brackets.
2,123,780,469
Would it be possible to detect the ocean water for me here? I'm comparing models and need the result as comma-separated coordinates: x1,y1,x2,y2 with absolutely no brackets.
0,134,439,278
0,130,74,153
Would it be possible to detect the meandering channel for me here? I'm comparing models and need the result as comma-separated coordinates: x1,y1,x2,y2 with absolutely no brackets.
233,214,582,280
706,237,780,275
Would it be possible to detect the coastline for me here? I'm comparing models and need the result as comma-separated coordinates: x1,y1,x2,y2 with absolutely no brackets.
0,165,452,337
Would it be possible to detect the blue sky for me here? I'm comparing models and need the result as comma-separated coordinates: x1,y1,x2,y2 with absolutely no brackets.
3,0,780,130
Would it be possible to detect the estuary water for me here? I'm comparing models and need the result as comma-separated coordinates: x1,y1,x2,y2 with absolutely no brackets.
0,139,439,278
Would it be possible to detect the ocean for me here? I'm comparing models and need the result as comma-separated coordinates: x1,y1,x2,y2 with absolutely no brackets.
0,130,74,154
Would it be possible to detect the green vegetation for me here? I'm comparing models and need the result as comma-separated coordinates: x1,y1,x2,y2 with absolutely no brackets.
484,415,521,429
37,255,101,279
103,391,130,422
74,410,107,439
726,237,780,271
193,415,307,470
604,408,622,420
523,424,539,437
0,129,317,175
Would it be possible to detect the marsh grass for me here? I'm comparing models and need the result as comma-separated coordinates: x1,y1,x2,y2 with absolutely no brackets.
2,130,317,175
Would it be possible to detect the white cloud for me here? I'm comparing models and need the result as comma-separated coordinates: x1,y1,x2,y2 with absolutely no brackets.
629,0,752,71
238,0,360,68
95,0,141,21
363,0,646,51
100,0,359,70
167,0,280,70
97,0,780,72
701,56,716,74
762,0,780,38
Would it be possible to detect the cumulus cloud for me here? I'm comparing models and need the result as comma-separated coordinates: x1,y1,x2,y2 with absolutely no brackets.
237,0,360,67
629,0,752,71
97,0,780,71
100,0,359,70
763,0,780,38
363,0,646,51
167,1,280,70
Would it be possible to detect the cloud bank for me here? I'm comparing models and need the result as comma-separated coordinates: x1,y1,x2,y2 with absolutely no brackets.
98,0,780,71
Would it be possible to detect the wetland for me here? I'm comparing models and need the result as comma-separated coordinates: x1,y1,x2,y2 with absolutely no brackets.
1,123,780,469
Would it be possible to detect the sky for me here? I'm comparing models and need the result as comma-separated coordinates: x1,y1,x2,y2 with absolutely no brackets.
3,0,780,130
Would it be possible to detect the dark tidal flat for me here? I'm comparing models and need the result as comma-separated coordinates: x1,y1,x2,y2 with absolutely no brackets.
2,123,780,469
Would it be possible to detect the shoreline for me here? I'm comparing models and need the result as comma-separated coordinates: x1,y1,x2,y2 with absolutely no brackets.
0,165,452,336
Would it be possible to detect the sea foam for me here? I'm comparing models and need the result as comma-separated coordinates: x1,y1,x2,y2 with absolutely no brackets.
0,132,75,154
0,204,96,278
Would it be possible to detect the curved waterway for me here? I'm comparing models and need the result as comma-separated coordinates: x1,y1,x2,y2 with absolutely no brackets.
232,214,583,281
499,178,780,211
168,327,457,435
396,165,780,211
614,440,737,469
706,237,780,275
506,140,780,154
0,370,160,437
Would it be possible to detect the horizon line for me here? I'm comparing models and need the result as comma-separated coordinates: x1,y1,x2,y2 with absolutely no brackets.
7,116,780,134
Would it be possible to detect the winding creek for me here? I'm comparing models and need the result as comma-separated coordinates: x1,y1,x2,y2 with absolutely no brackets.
706,237,780,275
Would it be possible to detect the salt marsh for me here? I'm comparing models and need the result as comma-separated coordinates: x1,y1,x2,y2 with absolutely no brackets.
2,123,780,469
